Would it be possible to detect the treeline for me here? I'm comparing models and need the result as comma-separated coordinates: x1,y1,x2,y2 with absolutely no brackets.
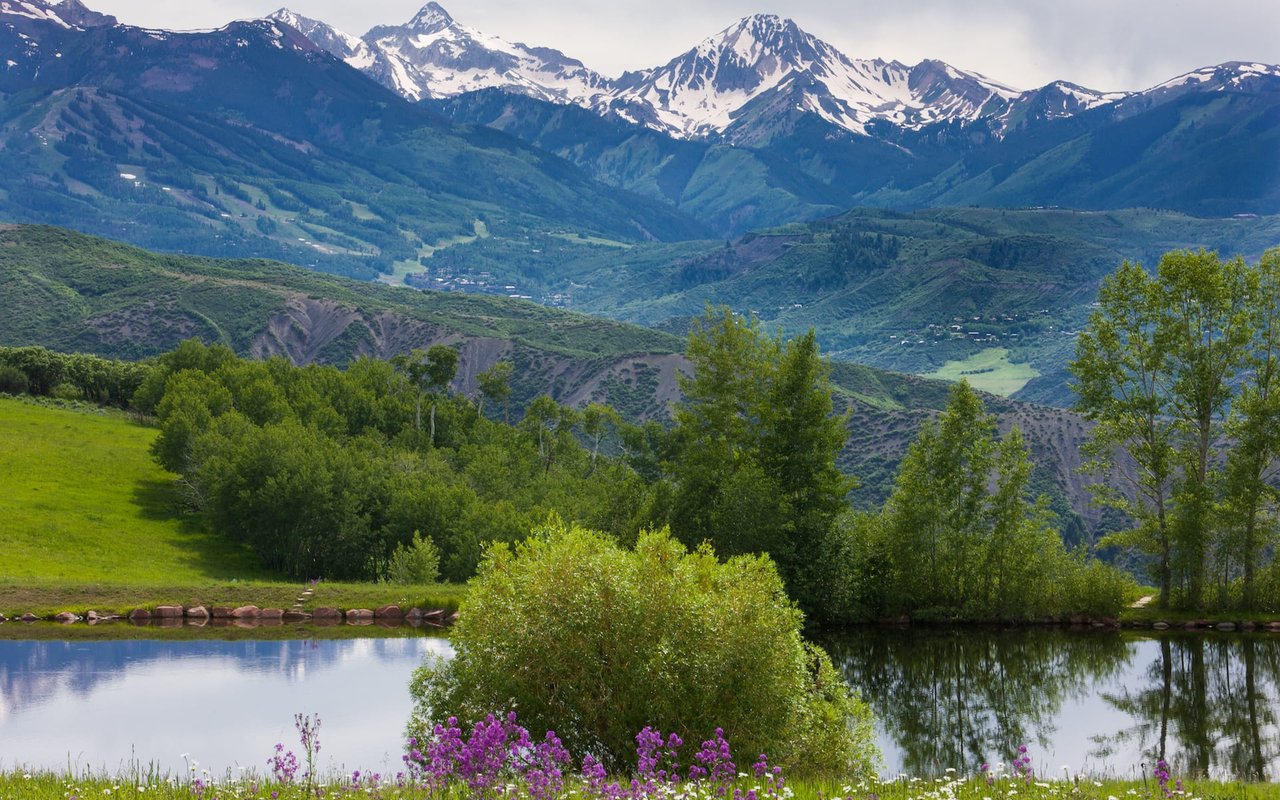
642,310,1130,624
1073,248,1280,611
4,313,1139,621
819,383,1130,621
134,341,644,582
0,346,147,406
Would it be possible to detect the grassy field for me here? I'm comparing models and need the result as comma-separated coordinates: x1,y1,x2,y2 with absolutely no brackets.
0,396,267,583
924,347,1041,396
0,396,465,618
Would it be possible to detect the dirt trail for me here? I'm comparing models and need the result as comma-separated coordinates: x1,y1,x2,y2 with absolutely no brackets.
1130,594,1156,609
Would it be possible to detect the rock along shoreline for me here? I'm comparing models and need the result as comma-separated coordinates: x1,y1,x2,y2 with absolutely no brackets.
0,604,459,629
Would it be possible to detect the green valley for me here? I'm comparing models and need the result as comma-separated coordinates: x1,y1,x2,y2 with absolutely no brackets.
420,206,1280,405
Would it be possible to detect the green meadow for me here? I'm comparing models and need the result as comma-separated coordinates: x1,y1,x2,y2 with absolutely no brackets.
0,396,461,618
0,395,264,584
923,347,1041,396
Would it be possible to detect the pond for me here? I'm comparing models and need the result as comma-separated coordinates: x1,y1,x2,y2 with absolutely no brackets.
824,628,1280,781
1,629,1277,781
0,634,453,777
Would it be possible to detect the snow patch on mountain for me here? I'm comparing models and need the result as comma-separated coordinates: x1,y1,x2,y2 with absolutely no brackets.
1,1,72,28
261,3,1277,143
270,2,612,104
0,0,114,29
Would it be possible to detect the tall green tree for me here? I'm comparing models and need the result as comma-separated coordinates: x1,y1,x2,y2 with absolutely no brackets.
580,402,622,474
519,394,582,474
884,381,996,610
1221,248,1280,608
876,381,1063,618
392,344,458,444
666,307,851,615
1156,250,1255,608
1072,250,1260,608
1072,259,1179,607
151,369,235,474
424,344,459,445
475,361,513,422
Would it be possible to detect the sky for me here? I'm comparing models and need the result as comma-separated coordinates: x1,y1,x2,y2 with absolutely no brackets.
83,0,1279,92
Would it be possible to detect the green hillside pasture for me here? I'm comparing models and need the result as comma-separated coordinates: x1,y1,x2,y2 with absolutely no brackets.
0,396,266,583
924,347,1041,396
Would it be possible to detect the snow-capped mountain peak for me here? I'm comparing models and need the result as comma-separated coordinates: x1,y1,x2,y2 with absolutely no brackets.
713,13,808,62
306,1,615,103
406,1,453,33
269,8,369,63
271,5,1273,145
272,4,1061,139
1150,61,1280,93
605,13,1025,138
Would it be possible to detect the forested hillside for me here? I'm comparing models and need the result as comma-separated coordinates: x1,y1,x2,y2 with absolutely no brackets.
0,224,1114,540
419,207,1280,405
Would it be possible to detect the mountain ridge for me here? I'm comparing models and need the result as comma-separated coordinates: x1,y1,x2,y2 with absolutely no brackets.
267,1,1278,147
0,0,707,277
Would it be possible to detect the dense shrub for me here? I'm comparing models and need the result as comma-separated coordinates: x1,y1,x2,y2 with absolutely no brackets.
409,520,879,778
386,531,441,584
0,364,28,394
145,341,646,581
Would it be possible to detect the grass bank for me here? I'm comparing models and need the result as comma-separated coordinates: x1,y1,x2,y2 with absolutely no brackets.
0,579,466,620
0,617,446,641
1119,604,1280,628
0,395,265,583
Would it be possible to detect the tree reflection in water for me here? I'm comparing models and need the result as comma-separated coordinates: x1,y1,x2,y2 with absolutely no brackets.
1101,635,1280,781
823,628,1133,777
823,628,1280,780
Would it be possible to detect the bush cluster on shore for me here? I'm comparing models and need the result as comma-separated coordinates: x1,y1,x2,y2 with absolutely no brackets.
410,521,878,777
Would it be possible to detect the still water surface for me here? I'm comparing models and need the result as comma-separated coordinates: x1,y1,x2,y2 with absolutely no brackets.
826,629,1280,781
0,636,453,776
1,630,1277,780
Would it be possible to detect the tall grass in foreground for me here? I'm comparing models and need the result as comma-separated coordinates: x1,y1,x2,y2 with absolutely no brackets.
3,714,1274,800
2,771,1276,800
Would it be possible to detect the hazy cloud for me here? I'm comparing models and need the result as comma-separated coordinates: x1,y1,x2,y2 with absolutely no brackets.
89,0,1279,91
